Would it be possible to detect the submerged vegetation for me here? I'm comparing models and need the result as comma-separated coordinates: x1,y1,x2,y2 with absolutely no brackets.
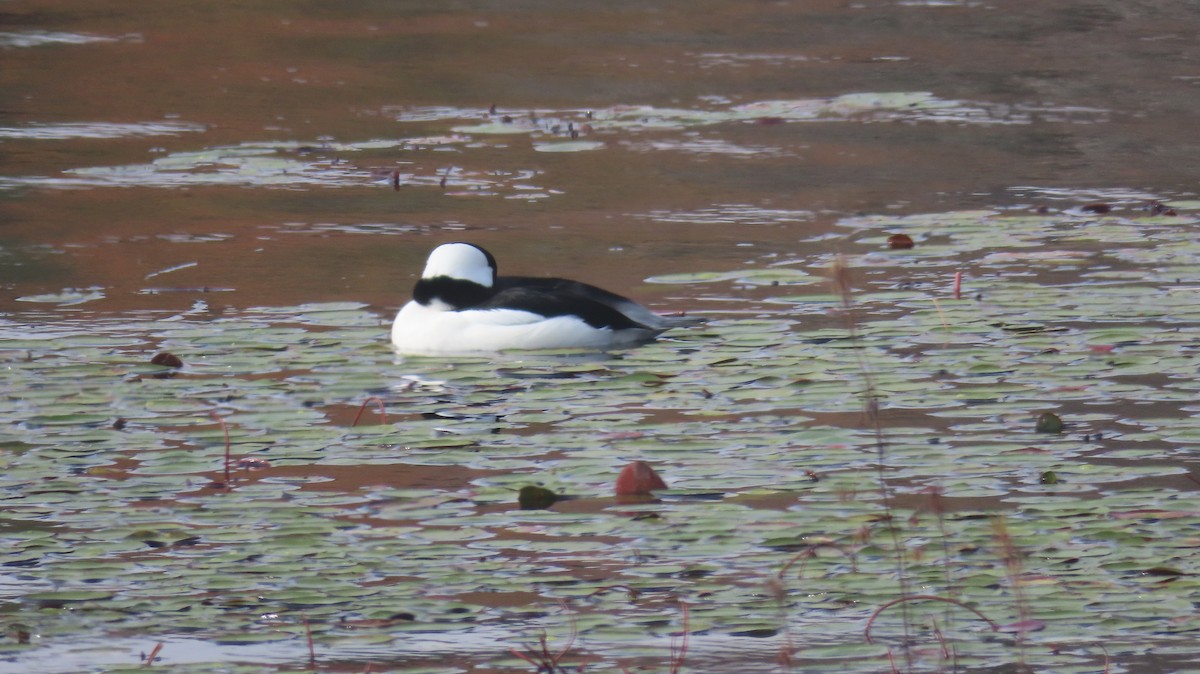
2,206,1200,672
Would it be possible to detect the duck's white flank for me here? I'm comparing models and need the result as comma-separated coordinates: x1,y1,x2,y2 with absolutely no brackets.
391,302,646,354
390,242,689,355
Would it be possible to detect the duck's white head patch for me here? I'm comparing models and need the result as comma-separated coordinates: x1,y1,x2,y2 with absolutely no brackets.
422,242,497,287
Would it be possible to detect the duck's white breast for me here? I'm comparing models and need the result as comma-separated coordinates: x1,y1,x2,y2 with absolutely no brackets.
391,301,641,354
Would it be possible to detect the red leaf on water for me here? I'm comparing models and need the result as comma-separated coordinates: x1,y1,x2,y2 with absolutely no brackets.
887,234,914,249
615,461,667,496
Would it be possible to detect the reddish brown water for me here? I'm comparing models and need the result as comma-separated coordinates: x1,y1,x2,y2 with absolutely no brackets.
4,0,1200,316
5,2,1200,673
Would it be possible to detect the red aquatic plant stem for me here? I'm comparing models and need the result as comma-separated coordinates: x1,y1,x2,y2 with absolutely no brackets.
508,647,540,668
351,396,387,427
926,487,954,592
991,517,1030,623
145,641,163,666
208,411,231,484
953,271,963,299
777,542,859,580
510,629,565,672
552,598,577,667
926,484,960,638
886,646,900,674
830,255,913,655
778,636,795,671
670,600,689,674
930,617,949,658
305,616,315,668
864,595,999,644
769,574,795,672
991,516,1032,670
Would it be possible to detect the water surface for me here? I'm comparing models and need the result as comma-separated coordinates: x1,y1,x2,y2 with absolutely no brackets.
3,1,1200,673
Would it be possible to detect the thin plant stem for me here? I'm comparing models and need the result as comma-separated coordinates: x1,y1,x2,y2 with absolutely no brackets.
777,542,859,580
768,575,795,672
670,600,689,674
144,642,163,667
552,599,576,668
507,601,579,673
831,255,913,660
208,411,231,484
991,516,1031,670
508,647,542,669
864,595,999,643
351,396,387,427
927,485,959,641
304,616,316,669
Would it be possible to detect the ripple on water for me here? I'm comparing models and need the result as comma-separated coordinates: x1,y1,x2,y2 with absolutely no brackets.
0,121,205,141
0,30,142,48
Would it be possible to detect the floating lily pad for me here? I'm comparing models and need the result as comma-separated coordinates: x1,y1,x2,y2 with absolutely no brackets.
16,288,106,305
646,268,819,286
533,141,606,152
7,206,1200,673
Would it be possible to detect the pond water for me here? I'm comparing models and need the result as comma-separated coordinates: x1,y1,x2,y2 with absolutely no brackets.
3,1,1200,673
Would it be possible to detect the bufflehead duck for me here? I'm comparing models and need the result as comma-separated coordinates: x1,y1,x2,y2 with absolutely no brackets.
391,242,692,354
